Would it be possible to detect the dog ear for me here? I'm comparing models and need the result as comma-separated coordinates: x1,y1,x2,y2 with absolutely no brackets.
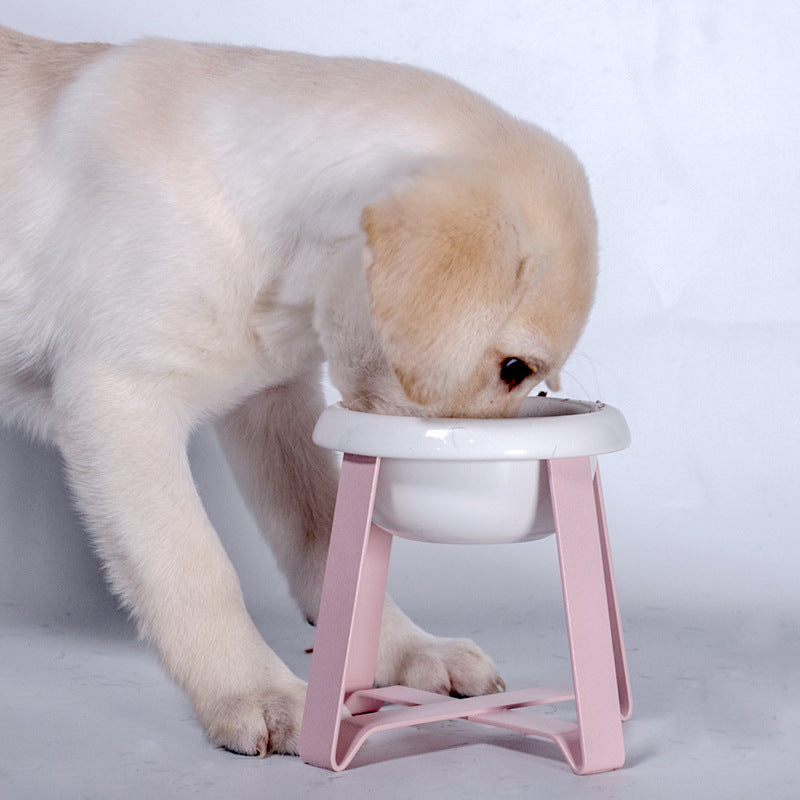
361,166,531,406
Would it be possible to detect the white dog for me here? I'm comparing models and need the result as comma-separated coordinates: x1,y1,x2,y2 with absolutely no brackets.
0,27,598,755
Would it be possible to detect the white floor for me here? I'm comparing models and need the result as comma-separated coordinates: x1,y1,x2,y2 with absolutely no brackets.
1,425,798,800
2,539,798,800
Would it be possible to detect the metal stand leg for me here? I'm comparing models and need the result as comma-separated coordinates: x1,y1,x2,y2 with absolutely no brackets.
593,467,633,721
299,455,392,770
547,457,627,773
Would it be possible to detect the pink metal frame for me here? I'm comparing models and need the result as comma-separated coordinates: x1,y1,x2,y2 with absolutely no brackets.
300,453,631,774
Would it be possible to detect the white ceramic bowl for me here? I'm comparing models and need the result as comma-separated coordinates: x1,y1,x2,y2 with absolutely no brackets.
313,396,630,545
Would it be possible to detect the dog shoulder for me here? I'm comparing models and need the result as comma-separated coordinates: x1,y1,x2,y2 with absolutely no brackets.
0,26,112,115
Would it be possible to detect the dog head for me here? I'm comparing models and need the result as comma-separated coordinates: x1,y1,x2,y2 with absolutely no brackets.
338,132,597,418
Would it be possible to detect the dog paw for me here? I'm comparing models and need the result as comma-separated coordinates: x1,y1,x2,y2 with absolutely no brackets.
197,679,307,756
377,634,505,698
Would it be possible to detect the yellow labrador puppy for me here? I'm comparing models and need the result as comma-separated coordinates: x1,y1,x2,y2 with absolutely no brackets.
0,27,597,755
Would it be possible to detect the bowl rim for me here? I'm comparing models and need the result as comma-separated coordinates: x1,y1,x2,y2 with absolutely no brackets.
313,395,631,460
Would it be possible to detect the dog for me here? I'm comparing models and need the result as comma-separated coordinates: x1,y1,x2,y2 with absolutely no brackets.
0,26,598,755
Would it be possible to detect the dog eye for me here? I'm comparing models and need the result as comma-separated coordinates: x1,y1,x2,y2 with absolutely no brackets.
499,357,534,389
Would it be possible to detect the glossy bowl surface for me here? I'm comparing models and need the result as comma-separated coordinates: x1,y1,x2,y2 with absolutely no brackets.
313,396,630,544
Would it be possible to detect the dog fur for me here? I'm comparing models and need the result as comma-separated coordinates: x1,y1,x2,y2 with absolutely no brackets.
0,26,598,755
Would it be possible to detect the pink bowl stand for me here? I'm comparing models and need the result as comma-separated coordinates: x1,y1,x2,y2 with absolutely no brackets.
300,452,632,774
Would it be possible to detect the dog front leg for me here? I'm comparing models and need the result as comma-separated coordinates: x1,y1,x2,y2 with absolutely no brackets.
215,369,338,627
217,373,504,699
56,371,305,755
375,595,505,697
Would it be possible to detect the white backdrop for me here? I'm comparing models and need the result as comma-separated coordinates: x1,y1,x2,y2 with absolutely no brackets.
2,0,797,617
1,5,798,793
